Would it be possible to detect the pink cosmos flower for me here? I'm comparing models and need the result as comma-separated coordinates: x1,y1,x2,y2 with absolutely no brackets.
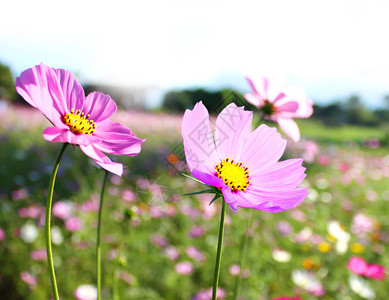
16,63,144,176
52,201,73,220
30,249,47,260
65,216,83,232
181,102,308,211
273,297,301,300
351,213,375,238
347,257,386,280
20,271,38,289
244,75,313,142
175,261,194,275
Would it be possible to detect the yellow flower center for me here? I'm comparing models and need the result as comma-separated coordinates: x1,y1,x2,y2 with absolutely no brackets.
215,158,251,192
63,108,96,135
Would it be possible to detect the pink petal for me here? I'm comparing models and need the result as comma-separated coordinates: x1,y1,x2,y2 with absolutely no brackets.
283,86,313,118
221,186,239,210
347,257,368,275
240,124,287,170
93,119,145,156
275,101,299,113
242,187,308,212
277,117,300,142
192,169,224,188
80,144,123,176
51,67,85,114
243,93,263,107
83,92,117,122
245,75,262,98
43,127,100,145
214,103,252,161
250,159,306,191
181,102,219,174
15,63,67,129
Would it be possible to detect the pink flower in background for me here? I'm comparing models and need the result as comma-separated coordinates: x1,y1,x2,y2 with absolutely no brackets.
273,296,301,300
175,261,193,275
351,213,375,238
244,75,313,142
229,264,240,276
189,225,205,238
18,205,44,219
186,246,205,262
11,188,28,200
276,221,293,236
122,189,136,202
150,234,169,248
65,216,83,232
30,249,47,260
52,201,73,220
16,63,145,176
164,246,180,261
0,228,5,241
192,287,227,299
181,102,308,211
347,257,386,280
20,272,38,289
81,194,100,212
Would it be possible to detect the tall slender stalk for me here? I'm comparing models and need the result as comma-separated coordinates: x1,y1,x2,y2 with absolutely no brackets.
232,211,252,300
212,200,226,300
97,170,109,300
45,143,68,300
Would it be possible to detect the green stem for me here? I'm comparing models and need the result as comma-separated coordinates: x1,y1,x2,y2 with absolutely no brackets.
212,200,226,300
113,224,126,300
97,170,109,300
232,211,252,300
45,143,68,300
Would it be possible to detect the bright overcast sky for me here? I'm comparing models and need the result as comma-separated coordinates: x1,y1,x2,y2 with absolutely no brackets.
1,0,389,107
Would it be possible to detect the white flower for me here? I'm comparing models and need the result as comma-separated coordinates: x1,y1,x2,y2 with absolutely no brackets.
20,222,38,243
292,269,324,296
74,284,97,300
51,226,63,245
272,248,291,263
327,220,350,254
349,275,376,299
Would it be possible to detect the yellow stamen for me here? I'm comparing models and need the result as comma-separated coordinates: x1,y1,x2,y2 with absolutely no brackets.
63,109,96,135
215,158,251,192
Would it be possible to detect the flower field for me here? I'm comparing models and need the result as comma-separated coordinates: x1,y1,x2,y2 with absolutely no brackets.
0,104,388,299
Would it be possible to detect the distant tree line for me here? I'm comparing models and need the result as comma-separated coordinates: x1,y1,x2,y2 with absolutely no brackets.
162,89,389,126
313,95,389,126
162,88,252,114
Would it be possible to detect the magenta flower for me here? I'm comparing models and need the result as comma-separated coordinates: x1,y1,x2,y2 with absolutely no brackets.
347,256,386,280
16,63,144,176
244,75,313,142
181,102,308,211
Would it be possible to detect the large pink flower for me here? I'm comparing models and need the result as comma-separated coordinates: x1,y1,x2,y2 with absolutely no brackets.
181,102,308,211
244,76,313,142
16,63,144,176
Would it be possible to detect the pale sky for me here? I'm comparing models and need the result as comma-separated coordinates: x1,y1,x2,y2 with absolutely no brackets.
1,0,389,107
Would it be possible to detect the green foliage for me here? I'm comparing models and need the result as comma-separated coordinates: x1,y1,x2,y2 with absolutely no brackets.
162,88,249,113
0,107,389,299
0,62,16,101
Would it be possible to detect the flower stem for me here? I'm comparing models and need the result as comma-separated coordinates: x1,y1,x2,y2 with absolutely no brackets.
97,170,109,300
232,210,252,300
45,143,68,300
212,200,226,300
